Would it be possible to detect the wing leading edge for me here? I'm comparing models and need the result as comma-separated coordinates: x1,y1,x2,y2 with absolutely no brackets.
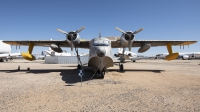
3,40,90,49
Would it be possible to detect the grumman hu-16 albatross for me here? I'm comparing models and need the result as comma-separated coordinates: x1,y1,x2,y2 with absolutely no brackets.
3,26,197,79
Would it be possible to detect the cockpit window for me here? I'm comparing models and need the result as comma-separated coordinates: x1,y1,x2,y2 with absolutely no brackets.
93,40,109,46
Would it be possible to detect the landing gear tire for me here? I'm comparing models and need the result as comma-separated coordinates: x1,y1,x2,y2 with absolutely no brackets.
77,64,81,70
96,70,105,79
0,59,4,62
101,70,105,79
120,64,124,71
118,64,124,72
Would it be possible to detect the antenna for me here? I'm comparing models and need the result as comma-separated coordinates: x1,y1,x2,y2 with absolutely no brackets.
99,30,101,39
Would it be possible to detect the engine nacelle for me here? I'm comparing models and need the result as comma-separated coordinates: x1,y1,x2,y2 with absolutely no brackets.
182,55,189,60
138,44,151,53
128,53,132,57
66,31,81,46
120,31,134,47
114,54,119,57
50,44,62,53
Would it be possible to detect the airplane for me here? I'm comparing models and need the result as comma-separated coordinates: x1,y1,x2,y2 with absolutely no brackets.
178,52,200,60
44,47,72,56
114,48,150,62
156,52,200,60
0,40,21,62
3,26,197,78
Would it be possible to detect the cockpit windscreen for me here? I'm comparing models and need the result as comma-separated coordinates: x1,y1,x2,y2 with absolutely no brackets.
93,40,109,46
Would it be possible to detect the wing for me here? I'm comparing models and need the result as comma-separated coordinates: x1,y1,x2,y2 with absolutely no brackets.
111,40,197,48
3,40,90,49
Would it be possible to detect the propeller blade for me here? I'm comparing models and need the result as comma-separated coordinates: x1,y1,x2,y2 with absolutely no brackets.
76,26,85,33
57,29,68,34
133,28,143,34
116,27,127,34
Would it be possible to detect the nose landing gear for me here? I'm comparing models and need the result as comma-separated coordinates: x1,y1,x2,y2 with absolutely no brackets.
96,70,105,79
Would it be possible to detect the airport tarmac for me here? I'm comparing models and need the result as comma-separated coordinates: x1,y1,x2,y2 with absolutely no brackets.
0,59,200,111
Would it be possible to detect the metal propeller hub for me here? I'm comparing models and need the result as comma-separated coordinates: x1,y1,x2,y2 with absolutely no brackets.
125,32,134,40
67,32,77,41
57,26,85,52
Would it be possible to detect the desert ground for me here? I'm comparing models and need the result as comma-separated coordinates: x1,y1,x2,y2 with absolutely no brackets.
0,59,200,111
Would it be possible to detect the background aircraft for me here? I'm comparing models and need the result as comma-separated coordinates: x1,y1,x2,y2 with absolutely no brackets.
44,47,72,56
0,40,21,62
3,27,197,78
114,48,150,62
156,52,200,60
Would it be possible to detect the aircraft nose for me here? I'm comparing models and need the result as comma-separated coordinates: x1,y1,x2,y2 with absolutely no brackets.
96,47,106,57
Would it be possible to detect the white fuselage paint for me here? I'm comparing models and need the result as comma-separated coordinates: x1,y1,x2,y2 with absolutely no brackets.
0,40,11,54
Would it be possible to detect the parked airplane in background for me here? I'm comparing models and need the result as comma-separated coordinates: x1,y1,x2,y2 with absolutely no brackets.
44,47,72,56
3,26,197,78
156,52,200,60
0,40,21,62
179,52,200,60
114,48,150,62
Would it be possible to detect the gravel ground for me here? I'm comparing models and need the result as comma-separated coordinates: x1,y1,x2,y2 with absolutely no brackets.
0,59,200,112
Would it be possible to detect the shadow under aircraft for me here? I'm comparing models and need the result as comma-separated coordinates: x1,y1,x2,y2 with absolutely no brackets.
0,66,164,85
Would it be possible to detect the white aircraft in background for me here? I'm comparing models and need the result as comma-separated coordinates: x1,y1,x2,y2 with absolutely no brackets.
156,52,200,60
3,26,197,79
0,40,21,62
114,48,136,62
114,48,150,62
44,47,72,56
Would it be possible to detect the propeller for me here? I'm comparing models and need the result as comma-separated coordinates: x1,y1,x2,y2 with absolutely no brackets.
116,27,143,51
76,26,85,33
116,27,127,34
57,29,68,34
57,26,85,51
133,28,143,34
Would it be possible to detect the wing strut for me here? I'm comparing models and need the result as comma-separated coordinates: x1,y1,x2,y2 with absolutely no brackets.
28,43,34,54
165,43,179,61
21,43,36,61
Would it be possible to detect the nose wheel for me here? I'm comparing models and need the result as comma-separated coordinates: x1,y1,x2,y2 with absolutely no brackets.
96,70,105,79
118,63,125,72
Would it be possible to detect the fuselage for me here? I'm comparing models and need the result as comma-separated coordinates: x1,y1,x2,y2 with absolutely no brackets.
88,37,114,72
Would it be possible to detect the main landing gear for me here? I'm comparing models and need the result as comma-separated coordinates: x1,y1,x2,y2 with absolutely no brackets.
118,63,125,72
75,47,82,70
77,64,81,70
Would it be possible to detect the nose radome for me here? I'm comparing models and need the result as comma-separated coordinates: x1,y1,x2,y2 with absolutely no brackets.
96,47,106,57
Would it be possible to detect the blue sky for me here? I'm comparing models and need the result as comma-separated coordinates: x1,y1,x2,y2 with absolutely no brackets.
0,0,199,56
